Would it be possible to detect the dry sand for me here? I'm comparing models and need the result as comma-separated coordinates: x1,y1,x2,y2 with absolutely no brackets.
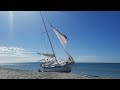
0,67,111,79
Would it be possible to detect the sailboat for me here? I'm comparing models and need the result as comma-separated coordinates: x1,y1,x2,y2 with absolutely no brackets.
38,12,75,73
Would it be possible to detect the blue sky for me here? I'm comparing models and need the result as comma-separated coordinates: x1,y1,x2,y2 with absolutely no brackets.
0,11,120,63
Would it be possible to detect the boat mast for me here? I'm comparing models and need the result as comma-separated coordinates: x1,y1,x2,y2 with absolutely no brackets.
40,11,60,65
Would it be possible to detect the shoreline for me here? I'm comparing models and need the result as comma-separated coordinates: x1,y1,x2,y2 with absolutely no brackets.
0,67,113,79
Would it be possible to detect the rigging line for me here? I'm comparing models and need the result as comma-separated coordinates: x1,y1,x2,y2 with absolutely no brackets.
40,11,60,65
43,12,53,27
42,34,48,53
40,30,52,34
44,12,72,61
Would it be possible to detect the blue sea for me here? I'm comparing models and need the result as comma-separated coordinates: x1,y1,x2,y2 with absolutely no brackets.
0,62,120,78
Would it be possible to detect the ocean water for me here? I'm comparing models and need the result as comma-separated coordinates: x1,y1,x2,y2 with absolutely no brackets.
0,62,120,78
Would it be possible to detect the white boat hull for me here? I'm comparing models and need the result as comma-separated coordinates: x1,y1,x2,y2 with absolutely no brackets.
38,64,72,73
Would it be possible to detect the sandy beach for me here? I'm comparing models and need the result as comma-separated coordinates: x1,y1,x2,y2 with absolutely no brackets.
0,67,111,79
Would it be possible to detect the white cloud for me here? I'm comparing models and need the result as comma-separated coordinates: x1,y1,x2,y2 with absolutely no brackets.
0,46,41,63
0,46,24,55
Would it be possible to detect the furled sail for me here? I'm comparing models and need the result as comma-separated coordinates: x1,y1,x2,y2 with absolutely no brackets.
53,27,68,48
37,53,55,58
